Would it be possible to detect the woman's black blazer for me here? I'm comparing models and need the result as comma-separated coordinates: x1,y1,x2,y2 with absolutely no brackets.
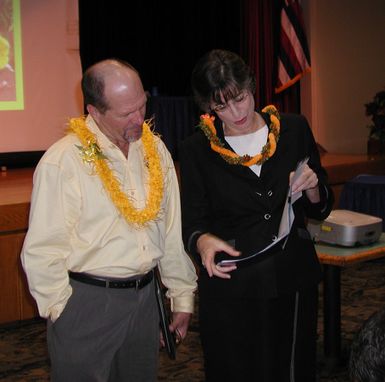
179,110,334,299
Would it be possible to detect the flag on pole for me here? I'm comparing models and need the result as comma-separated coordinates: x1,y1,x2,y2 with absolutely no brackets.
275,0,311,94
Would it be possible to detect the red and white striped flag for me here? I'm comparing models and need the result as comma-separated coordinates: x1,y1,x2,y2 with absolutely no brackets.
275,0,311,94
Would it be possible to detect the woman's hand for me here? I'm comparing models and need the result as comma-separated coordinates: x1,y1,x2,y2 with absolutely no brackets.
290,164,320,203
196,233,240,279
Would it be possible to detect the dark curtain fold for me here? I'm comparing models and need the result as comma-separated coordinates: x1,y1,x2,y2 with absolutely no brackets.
241,0,274,108
146,96,200,160
241,0,301,113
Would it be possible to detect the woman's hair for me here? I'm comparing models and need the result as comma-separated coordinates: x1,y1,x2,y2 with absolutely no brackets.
191,49,256,112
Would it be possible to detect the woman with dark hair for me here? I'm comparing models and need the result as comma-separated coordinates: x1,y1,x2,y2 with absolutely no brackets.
179,49,334,381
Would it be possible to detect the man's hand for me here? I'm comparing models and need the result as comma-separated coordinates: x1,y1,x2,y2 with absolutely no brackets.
170,311,192,342
159,312,192,348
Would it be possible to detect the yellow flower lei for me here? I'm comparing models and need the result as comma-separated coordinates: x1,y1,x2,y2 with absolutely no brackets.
199,105,281,166
68,116,164,227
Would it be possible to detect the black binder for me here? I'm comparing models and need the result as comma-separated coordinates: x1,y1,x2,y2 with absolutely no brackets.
154,268,177,359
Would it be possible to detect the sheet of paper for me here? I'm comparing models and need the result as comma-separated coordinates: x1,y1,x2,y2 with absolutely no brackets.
277,157,309,238
218,157,309,266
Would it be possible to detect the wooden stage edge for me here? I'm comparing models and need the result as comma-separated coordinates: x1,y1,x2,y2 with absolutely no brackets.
320,153,385,185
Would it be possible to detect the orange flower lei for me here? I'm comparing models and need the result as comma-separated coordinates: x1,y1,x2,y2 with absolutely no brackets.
199,105,280,166
68,116,164,227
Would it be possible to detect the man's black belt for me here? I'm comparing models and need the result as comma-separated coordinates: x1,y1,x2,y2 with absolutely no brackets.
68,270,153,289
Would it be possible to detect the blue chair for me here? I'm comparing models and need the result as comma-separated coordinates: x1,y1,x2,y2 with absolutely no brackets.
339,174,385,231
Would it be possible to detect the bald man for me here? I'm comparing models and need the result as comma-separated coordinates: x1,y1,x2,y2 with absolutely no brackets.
21,59,197,381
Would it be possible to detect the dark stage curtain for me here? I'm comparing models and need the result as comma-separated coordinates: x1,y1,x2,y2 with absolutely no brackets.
78,1,301,158
241,0,300,113
78,0,242,97
145,96,200,161
78,1,242,158
78,1,302,108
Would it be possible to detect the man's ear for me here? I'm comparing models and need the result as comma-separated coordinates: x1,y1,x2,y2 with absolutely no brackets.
87,104,99,120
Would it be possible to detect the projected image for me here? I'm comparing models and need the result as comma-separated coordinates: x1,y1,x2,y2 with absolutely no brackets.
0,0,23,110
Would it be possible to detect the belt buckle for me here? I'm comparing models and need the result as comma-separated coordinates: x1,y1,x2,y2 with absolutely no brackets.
106,280,110,288
135,278,140,290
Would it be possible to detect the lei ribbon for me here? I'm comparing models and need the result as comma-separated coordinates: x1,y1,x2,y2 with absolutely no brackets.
68,116,164,227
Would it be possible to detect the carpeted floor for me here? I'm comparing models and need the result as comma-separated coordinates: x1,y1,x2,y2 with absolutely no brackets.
1,260,385,382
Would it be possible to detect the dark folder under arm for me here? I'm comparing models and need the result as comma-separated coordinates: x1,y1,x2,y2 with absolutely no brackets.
154,267,177,360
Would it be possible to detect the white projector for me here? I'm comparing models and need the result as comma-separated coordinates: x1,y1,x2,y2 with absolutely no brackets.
307,209,383,247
